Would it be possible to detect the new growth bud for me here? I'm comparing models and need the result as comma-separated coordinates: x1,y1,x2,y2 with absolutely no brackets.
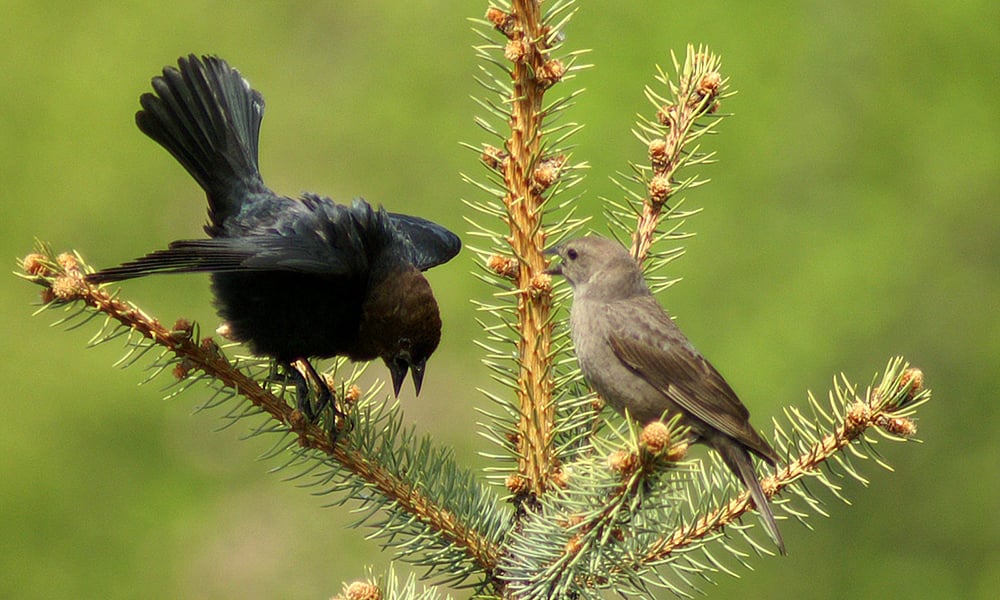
486,7,518,39
487,254,518,280
481,144,509,172
51,273,87,301
506,473,530,495
528,273,552,298
640,421,671,455
696,71,723,99
845,401,872,436
532,154,566,193
648,138,669,169
504,39,529,64
900,367,924,403
877,416,918,437
56,252,80,274
648,174,672,206
338,580,381,600
343,384,363,406
536,59,566,89
607,449,638,475
170,318,194,341
22,253,51,276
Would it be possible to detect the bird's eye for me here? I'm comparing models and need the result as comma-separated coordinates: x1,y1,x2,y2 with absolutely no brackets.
567,248,578,260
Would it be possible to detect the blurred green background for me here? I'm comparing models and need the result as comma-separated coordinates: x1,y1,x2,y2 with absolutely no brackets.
3,1,997,598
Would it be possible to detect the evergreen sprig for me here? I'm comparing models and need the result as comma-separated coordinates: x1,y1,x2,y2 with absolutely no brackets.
333,563,454,600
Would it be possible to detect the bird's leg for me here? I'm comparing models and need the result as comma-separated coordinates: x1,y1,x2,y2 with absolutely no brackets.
298,359,351,444
271,360,344,439
277,361,317,420
295,359,343,422
263,361,299,402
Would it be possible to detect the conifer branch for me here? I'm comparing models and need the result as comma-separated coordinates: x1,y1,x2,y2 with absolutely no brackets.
491,1,559,500
643,359,926,563
627,46,730,265
334,564,454,600
498,358,928,598
17,246,504,585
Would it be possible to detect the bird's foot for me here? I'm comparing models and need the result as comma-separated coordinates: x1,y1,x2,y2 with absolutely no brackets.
287,361,348,445
270,361,330,422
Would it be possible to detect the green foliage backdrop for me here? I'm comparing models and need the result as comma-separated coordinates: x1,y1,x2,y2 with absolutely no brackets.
2,2,997,598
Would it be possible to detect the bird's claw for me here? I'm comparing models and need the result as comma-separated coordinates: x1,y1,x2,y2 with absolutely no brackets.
275,361,342,428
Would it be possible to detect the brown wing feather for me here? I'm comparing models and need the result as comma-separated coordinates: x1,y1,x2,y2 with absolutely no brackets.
605,297,778,463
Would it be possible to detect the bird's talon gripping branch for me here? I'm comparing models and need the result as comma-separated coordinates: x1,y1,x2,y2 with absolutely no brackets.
294,359,334,420
279,362,318,421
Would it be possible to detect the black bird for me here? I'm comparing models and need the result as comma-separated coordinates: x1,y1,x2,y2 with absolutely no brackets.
546,235,785,554
88,55,461,414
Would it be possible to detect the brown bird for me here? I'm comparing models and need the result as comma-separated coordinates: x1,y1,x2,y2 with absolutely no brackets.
546,235,785,553
87,55,461,418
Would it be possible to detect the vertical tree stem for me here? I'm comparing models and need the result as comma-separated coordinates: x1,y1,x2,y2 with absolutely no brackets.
506,0,556,498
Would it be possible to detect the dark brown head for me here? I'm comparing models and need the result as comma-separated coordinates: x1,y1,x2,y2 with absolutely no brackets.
357,265,442,397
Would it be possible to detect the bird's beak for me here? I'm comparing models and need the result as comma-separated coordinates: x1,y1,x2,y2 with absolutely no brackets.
543,246,562,275
388,359,408,398
410,360,426,396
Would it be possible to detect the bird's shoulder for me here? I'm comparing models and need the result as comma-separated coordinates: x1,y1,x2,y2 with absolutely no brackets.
386,212,462,272
217,193,460,276
211,191,294,236
600,294,677,342
195,194,376,276
296,195,461,272
602,295,757,433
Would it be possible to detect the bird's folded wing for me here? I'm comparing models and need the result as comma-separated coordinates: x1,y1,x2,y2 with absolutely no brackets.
301,195,460,272
604,301,754,441
388,213,462,271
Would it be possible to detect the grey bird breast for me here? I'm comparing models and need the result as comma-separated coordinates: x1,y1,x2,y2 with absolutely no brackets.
571,294,685,424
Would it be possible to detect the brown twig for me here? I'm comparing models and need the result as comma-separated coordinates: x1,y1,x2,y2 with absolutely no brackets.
630,48,727,265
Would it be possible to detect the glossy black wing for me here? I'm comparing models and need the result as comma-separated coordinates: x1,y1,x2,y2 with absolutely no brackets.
388,212,461,271
90,201,379,284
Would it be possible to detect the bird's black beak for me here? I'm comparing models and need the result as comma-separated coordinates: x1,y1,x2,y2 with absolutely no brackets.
410,360,426,396
388,358,408,398
543,246,562,275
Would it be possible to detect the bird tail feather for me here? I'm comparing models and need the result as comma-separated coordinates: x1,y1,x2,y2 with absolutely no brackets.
717,439,786,555
136,54,267,228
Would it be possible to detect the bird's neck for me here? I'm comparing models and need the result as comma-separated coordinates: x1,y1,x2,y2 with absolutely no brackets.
576,271,650,303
